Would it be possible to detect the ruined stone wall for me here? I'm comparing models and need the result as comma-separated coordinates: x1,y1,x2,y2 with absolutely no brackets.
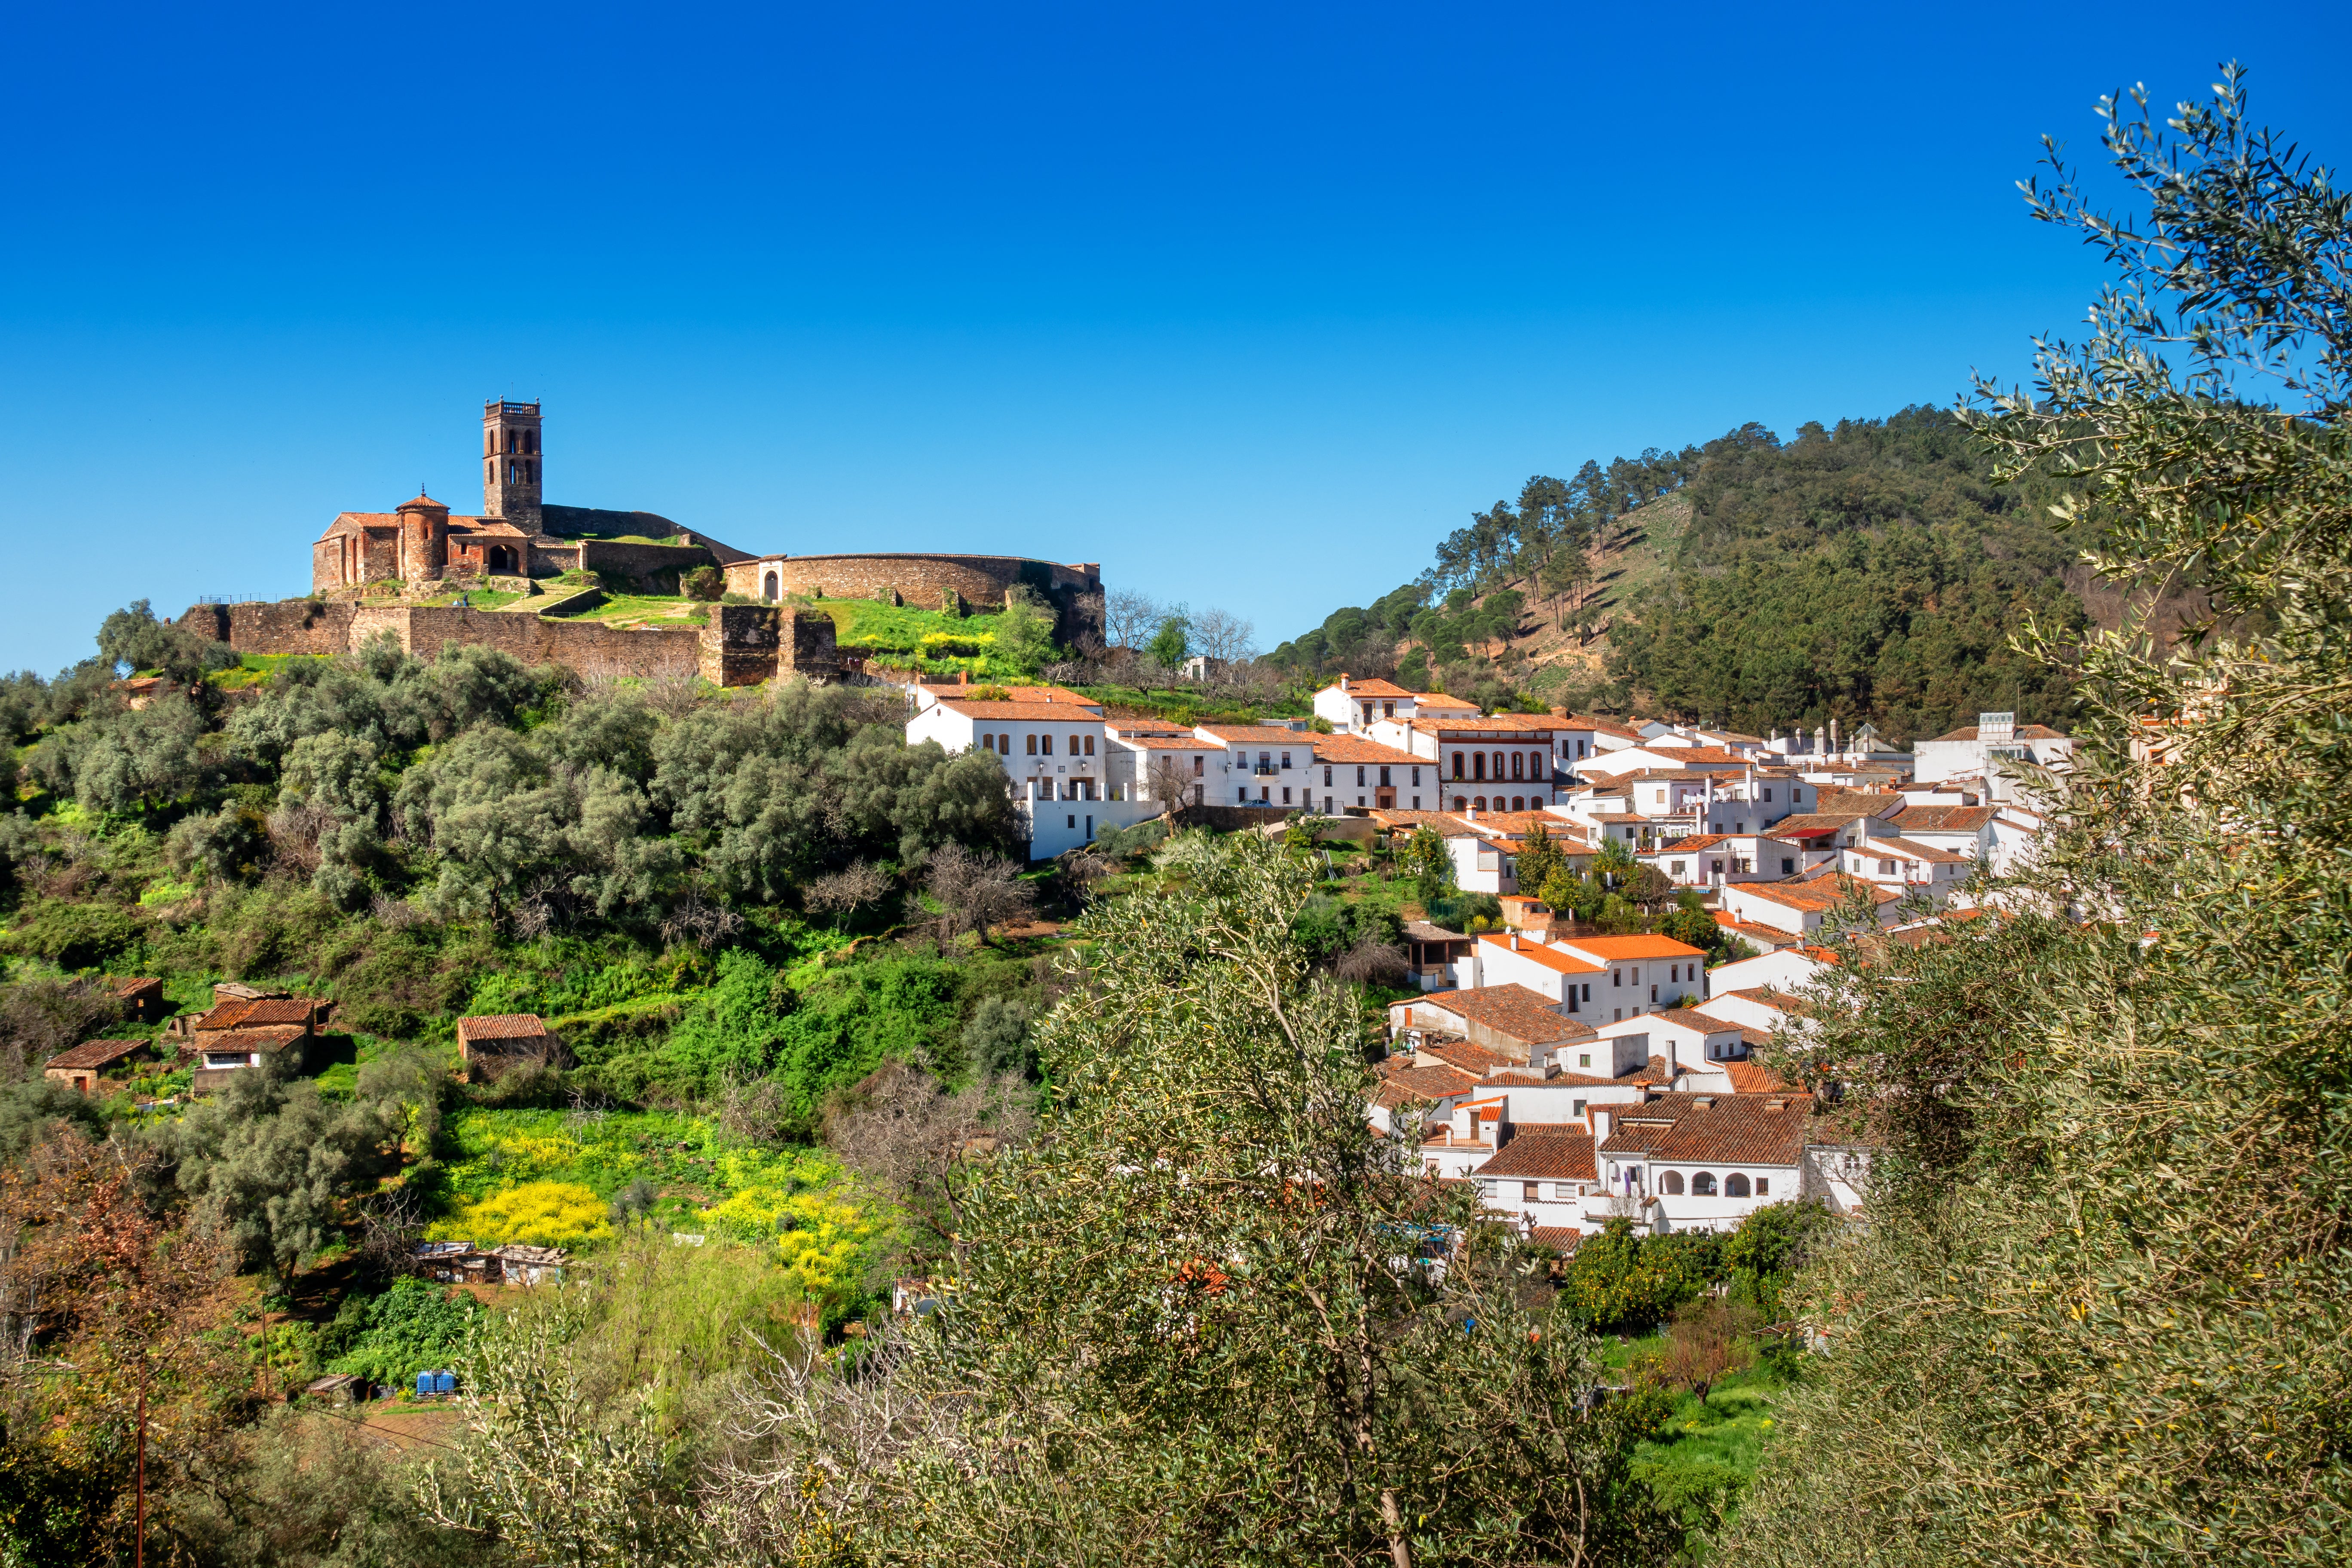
723,553,1107,646
181,599,356,655
576,539,714,594
349,607,705,680
190,597,834,688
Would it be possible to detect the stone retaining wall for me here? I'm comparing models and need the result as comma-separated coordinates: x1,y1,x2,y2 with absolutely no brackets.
181,599,356,655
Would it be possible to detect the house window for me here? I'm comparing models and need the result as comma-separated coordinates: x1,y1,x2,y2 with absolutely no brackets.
1661,1171,1685,1194
1763,788,1773,801
1282,788,1292,804
1084,735,1096,755
1879,859,1896,876
1572,1099,1586,1115
1782,857,1795,873
1193,756,1204,776
1612,970,1620,988
1281,752,1292,769
1025,735,1037,756
1755,1177,1769,1195
982,734,995,752
1692,1172,1717,1196
1578,1054,1591,1068
1473,753,1486,781
1581,983,1591,1001
1357,766,1366,787
1452,753,1465,779
1379,766,1391,787
1411,767,1421,785
1384,701,1395,717
1522,1181,1540,1201
1453,796,1467,810
1672,860,1687,877
1726,1174,1750,1197
1324,766,1333,785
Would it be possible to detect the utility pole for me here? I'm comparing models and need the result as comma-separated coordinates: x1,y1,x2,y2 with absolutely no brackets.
135,1353,147,1568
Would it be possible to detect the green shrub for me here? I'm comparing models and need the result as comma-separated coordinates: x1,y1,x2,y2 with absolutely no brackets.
325,1277,484,1389
2,897,140,970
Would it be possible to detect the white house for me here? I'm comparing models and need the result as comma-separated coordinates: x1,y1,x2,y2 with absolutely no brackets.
1309,733,1435,812
1648,832,1809,888
1705,944,1832,998
1594,1093,1815,1234
1912,711,2074,789
1834,836,1972,900
1369,716,1579,811
1547,933,1712,1020
1470,1127,1600,1240
1718,877,1900,937
1458,932,1605,1007
1592,1007,1769,1087
1102,726,1217,810
906,695,1157,859
1311,675,1477,735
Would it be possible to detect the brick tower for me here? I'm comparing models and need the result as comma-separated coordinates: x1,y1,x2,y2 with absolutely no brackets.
397,492,451,582
483,399,543,531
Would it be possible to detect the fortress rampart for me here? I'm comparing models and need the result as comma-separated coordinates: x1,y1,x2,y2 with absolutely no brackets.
182,601,841,687
726,552,1106,646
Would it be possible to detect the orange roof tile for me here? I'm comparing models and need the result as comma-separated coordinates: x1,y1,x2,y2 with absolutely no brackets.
1555,934,1707,960
1476,934,1605,974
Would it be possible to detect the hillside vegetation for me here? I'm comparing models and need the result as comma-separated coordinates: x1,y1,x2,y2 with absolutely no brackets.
1270,405,2101,743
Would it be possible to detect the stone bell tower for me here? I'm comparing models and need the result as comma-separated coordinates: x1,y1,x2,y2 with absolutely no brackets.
483,399,543,531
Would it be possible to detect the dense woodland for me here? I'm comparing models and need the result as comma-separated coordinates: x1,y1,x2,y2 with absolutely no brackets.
1269,405,2092,742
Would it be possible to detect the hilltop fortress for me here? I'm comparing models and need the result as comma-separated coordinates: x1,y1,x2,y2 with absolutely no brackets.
184,399,1105,686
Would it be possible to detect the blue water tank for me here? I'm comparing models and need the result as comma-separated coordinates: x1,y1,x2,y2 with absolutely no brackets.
415,1370,457,1397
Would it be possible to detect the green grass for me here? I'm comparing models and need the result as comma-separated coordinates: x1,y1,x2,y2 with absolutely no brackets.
206,652,332,690
1075,685,1307,727
563,593,711,627
416,588,524,610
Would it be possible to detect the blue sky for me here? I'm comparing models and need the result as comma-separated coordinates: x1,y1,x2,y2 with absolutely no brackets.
3,3,2348,672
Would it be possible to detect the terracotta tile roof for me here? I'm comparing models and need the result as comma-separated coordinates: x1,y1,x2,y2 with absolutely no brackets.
937,700,1109,723
1891,804,1997,832
1712,913,1804,947
1554,933,1707,961
193,996,318,1032
1368,810,1479,835
46,1038,147,1072
1658,833,1732,851
1478,1129,1598,1181
1477,934,1605,975
1111,734,1207,750
1413,692,1481,711
1759,813,1864,838
459,1014,551,1041
204,1024,311,1053
1416,984,1596,1046
1422,1039,1525,1075
1734,879,1898,913
1197,724,1305,746
1401,920,1470,943
1327,677,1415,698
1527,1225,1585,1252
1410,714,1580,735
1418,1128,1494,1150
1645,745,1751,766
1555,712,1644,740
1310,734,1424,764
1723,1058,1788,1093
107,977,163,998
1373,1062,1481,1109
1638,1007,1743,1035
1599,1092,1816,1166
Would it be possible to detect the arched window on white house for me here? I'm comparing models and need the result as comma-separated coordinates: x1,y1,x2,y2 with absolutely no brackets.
1725,1173,1750,1197
1660,1171,1684,1195
1691,1172,1717,1196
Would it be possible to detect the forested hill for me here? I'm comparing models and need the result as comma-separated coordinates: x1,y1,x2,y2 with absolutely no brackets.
1268,406,2097,746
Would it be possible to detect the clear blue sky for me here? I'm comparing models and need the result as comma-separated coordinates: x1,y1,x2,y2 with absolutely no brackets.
4,3,2348,673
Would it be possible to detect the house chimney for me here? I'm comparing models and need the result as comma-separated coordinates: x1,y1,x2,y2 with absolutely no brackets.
1338,673,1349,692
1591,1106,1613,1140
1830,717,1841,753
1466,805,1478,821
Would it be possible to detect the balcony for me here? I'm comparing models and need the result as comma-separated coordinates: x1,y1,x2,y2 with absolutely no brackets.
1251,763,1281,777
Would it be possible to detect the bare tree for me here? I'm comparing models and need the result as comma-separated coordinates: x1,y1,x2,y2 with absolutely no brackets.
1104,588,1165,652
924,842,1036,946
826,1058,1035,1239
1335,930,1411,988
1146,754,1197,819
1189,606,1259,670
806,859,888,919
660,888,746,948
640,673,708,720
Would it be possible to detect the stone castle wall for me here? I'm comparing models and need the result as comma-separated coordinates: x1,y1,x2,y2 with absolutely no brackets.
184,600,840,688
724,553,1107,646
183,599,357,655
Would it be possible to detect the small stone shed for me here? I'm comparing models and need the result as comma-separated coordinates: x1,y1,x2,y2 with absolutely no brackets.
44,1038,151,1094
456,1014,562,1082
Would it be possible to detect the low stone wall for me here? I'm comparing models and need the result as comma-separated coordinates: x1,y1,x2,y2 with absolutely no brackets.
185,598,840,688
181,599,355,655
725,552,1107,646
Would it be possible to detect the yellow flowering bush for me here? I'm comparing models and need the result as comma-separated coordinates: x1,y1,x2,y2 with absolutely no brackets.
433,1180,614,1249
698,1186,888,1299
